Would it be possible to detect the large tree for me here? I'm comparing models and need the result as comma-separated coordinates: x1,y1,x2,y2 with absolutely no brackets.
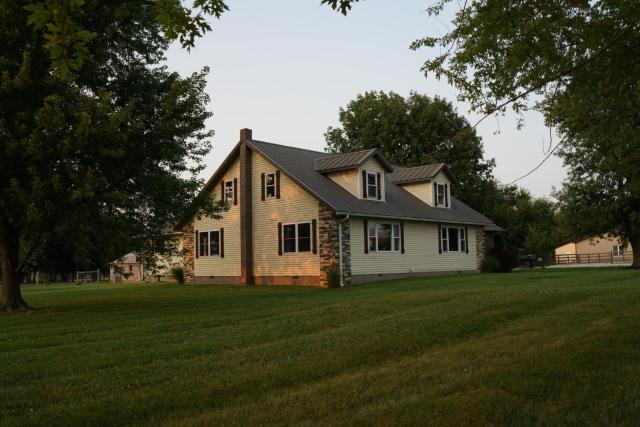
0,0,221,310
323,0,640,267
325,91,495,213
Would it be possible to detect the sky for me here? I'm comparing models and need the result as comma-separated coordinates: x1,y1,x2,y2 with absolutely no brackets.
165,0,566,198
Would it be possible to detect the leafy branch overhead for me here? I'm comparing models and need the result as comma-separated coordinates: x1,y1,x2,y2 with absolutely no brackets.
24,0,229,74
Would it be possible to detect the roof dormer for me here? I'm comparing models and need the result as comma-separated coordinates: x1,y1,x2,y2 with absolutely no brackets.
389,164,456,208
315,149,393,201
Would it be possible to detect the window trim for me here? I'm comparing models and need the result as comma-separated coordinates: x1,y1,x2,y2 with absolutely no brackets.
440,226,467,253
366,171,378,199
224,180,235,203
368,222,402,253
282,221,312,254
198,230,221,257
613,244,625,256
264,171,277,199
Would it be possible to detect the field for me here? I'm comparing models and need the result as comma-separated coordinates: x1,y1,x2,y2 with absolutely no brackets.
1,268,640,426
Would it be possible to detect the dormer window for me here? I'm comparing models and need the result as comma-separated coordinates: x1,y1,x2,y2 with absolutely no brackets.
434,182,448,207
436,184,446,205
362,170,382,199
367,172,378,198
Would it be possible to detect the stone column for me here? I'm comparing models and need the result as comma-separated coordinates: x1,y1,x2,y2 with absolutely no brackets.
182,222,195,284
318,202,339,287
340,218,352,286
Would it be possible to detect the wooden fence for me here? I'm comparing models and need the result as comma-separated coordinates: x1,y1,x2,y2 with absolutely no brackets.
553,252,633,265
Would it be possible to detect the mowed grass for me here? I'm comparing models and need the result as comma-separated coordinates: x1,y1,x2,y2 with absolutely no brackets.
1,269,640,426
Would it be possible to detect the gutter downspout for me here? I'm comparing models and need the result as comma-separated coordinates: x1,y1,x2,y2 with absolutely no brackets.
338,214,350,287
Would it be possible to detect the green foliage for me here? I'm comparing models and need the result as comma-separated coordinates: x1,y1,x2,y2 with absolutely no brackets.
0,0,223,306
170,266,184,284
23,0,229,74
325,265,341,288
486,246,518,273
480,255,501,273
5,268,640,424
524,225,556,264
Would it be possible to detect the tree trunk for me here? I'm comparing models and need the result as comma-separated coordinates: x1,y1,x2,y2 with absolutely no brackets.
0,227,30,311
631,237,640,269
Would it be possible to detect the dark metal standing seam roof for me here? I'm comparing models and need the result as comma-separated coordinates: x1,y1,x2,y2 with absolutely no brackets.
313,149,394,172
388,164,444,183
247,139,497,226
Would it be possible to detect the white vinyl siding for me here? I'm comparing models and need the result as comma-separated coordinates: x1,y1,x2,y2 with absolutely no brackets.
351,218,478,274
194,158,241,277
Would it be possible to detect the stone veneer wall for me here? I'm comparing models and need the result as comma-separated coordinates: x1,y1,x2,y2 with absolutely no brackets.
182,222,195,284
318,202,339,287
476,228,486,271
340,218,352,286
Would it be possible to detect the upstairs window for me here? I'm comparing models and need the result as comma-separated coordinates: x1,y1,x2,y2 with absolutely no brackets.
224,180,234,203
367,172,381,199
436,183,446,206
368,222,401,252
265,172,276,198
441,226,466,253
283,222,312,253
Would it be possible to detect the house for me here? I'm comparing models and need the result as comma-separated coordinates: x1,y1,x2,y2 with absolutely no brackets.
109,232,184,283
180,128,501,287
555,235,633,258
109,252,145,283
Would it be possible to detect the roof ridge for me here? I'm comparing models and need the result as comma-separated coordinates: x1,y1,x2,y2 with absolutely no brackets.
319,148,377,158
250,139,329,156
390,163,444,172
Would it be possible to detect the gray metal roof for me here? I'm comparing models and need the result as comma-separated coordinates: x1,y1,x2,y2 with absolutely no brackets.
313,148,394,173
389,164,445,184
247,139,497,226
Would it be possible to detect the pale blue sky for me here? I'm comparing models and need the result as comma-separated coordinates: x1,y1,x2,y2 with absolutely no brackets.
165,0,565,198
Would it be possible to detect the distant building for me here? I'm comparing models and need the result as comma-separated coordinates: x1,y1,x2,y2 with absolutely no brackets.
109,232,184,283
555,235,633,257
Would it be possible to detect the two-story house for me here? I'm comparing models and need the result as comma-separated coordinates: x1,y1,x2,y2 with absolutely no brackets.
181,128,501,287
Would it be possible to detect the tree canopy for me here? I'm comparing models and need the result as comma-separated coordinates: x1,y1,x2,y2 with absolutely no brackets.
323,0,640,267
0,0,221,310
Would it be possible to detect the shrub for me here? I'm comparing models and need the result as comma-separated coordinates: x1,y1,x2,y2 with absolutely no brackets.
485,247,519,273
481,256,501,273
325,265,341,288
171,266,184,284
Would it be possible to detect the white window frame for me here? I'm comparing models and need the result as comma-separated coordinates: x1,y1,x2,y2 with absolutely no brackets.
224,180,235,203
265,171,277,199
366,171,378,199
198,230,221,257
436,183,446,206
613,245,624,256
441,226,467,253
368,222,401,252
282,221,312,254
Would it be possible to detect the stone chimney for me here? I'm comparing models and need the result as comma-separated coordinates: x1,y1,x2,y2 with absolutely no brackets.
240,128,252,141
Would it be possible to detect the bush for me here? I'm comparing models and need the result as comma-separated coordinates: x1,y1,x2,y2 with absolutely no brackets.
481,256,502,273
171,266,184,284
484,247,519,273
325,265,341,288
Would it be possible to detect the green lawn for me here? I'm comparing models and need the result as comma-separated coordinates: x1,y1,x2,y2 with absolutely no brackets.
2,269,640,426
